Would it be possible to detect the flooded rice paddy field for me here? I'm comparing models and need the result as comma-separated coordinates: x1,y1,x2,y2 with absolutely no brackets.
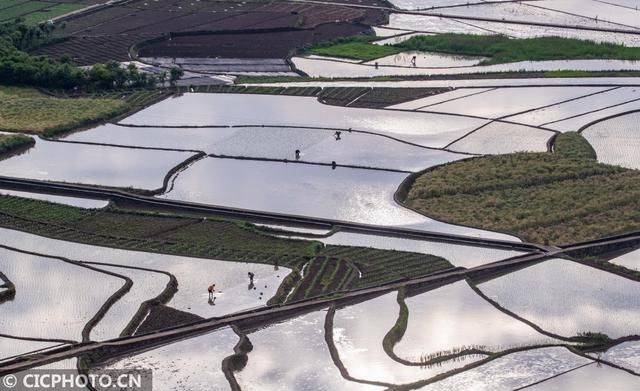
610,248,640,271
94,327,240,391
478,258,640,339
293,57,640,78
159,157,516,239
74,256,639,390
590,340,640,374
0,228,289,329
582,111,640,170
1,88,639,388
0,246,124,341
0,138,196,190
395,281,559,361
382,10,640,46
1,226,638,388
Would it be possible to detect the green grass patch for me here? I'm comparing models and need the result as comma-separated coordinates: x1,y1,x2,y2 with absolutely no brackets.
401,133,640,245
555,132,597,160
0,133,34,157
21,3,85,25
0,1,51,22
0,87,164,135
306,34,640,65
306,36,403,61
396,34,640,65
544,70,594,78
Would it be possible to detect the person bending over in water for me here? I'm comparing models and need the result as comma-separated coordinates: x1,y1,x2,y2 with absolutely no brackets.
208,283,216,299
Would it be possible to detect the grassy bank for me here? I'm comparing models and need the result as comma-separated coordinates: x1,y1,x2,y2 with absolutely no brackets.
401,133,640,245
0,87,166,136
306,36,402,61
306,34,640,64
0,195,453,301
396,34,640,64
0,134,35,158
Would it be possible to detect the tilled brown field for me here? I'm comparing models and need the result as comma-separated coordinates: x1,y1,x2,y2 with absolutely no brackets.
34,0,388,65
137,23,371,59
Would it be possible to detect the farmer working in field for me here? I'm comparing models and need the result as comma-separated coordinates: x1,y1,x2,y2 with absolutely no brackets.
208,283,216,299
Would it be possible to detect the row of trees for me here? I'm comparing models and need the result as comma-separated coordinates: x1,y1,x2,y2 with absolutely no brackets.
0,19,184,90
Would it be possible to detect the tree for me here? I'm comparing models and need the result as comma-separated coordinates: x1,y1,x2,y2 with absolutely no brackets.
158,70,167,87
169,66,183,86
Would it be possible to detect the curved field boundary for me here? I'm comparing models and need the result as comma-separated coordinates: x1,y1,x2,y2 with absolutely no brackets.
577,108,640,133
324,299,575,390
221,326,253,391
0,270,15,304
540,96,640,127
0,175,544,253
0,250,546,375
0,243,132,344
5,232,640,374
78,261,179,338
392,158,534,244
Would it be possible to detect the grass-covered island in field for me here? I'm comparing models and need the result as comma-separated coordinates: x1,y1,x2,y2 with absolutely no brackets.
308,34,640,64
399,133,640,245
0,133,35,158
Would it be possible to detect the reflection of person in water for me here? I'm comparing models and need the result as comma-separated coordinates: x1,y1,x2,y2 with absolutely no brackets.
334,131,341,140
208,296,216,306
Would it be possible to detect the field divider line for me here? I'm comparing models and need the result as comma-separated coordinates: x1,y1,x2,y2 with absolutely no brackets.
577,108,640,133
497,86,622,121
514,362,596,390
206,153,412,174
114,122,477,155
38,136,204,154
520,1,640,32
6,231,639,375
76,260,179,338
540,95,640,127
414,87,498,111
293,0,640,35
0,242,133,344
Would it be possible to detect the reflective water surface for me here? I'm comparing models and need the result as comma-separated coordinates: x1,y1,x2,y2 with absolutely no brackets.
478,259,640,338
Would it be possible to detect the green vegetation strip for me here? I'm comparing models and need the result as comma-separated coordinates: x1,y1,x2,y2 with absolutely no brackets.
0,195,453,301
0,86,165,136
21,4,86,25
307,36,402,61
0,134,34,157
307,34,640,64
401,133,640,245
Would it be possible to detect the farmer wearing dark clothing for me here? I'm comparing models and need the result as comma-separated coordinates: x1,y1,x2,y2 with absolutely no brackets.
334,131,341,140
295,149,301,160
248,272,255,283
